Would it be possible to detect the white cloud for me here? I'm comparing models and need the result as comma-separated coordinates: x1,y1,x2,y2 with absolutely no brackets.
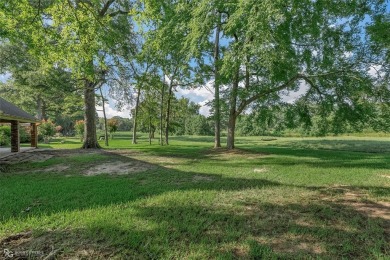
280,80,310,104
96,104,131,119
176,85,214,102
0,73,11,83
176,81,214,116
343,51,353,58
368,64,383,78
198,100,211,117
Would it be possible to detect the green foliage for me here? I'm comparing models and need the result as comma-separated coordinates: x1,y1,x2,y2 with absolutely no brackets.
98,117,131,132
107,119,119,138
0,125,10,146
236,99,390,137
38,120,55,143
184,115,214,136
0,125,33,145
74,120,85,140
1,0,389,149
367,13,390,62
19,125,31,143
141,0,389,147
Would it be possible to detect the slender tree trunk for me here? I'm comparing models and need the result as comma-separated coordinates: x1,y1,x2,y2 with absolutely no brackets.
36,96,47,121
160,83,165,146
149,115,152,145
82,80,101,149
165,81,174,145
151,127,155,138
227,115,237,150
214,12,222,148
37,95,43,120
41,100,47,121
227,66,240,150
132,87,141,144
99,87,109,146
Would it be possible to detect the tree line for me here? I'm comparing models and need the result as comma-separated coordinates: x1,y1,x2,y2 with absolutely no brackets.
0,0,389,149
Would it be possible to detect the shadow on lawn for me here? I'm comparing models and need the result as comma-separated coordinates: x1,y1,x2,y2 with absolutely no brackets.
1,148,389,222
236,145,390,169
171,136,390,153
0,200,388,259
278,139,390,153
0,149,389,259
0,150,280,222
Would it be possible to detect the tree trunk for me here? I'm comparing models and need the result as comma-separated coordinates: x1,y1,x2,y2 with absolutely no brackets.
227,66,240,150
99,87,109,146
82,80,101,149
149,115,152,145
37,95,42,120
132,87,141,144
36,96,47,121
160,83,165,146
214,12,222,148
227,115,236,150
165,82,174,145
41,99,47,121
151,126,155,138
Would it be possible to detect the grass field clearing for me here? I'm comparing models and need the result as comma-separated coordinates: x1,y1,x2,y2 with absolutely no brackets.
2,135,389,259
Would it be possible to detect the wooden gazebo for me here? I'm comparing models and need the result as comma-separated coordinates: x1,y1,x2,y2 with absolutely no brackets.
0,97,39,152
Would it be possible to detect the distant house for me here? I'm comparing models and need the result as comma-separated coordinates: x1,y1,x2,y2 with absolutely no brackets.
0,97,39,152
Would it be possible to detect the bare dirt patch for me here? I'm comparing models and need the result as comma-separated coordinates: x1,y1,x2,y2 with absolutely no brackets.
253,168,268,173
320,186,390,221
341,190,390,221
43,164,70,173
1,149,157,176
104,149,142,156
0,152,53,165
84,161,154,176
0,149,102,167
256,235,326,255
0,231,32,247
0,230,115,259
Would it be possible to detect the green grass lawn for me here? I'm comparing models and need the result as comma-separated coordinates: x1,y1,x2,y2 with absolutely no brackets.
3,134,390,259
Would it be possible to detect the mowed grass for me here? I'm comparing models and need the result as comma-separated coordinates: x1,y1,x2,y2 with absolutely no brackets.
2,134,390,259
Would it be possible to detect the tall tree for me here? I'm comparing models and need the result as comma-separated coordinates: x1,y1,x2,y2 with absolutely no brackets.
0,42,78,121
2,0,136,149
182,0,226,148
138,1,194,145
98,86,109,146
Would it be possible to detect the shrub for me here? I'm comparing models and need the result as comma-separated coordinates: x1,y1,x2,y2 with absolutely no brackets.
75,120,85,142
20,125,31,143
108,119,118,139
0,125,11,146
38,120,56,143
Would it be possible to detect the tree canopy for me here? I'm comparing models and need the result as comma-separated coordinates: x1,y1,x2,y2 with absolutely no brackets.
1,0,389,148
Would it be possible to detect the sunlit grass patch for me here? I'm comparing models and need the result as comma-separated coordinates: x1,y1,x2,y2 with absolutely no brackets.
1,135,389,258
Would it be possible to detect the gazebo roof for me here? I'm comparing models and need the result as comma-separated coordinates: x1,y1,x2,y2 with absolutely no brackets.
0,97,39,123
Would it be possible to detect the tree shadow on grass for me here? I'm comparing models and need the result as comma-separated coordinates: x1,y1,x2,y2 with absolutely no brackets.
235,138,390,152
278,139,390,153
1,149,389,223
0,200,388,259
0,150,281,222
235,145,390,170
0,149,389,259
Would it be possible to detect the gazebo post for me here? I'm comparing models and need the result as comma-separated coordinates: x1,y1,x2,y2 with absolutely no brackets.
11,120,20,153
31,123,38,148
